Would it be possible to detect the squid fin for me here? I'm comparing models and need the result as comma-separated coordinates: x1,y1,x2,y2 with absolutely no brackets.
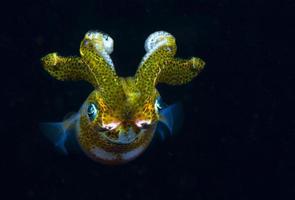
40,113,79,155
40,122,69,155
156,102,183,141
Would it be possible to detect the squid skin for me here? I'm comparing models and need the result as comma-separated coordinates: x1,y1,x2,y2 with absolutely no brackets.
40,30,205,165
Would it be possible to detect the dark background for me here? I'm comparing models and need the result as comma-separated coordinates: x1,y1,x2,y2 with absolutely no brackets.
1,0,294,199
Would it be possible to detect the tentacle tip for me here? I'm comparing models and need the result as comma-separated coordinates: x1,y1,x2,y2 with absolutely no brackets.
41,52,58,67
85,30,101,40
83,31,114,55
192,57,205,72
144,31,175,52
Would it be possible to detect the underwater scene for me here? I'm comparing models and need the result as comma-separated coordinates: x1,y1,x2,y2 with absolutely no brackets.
2,0,292,199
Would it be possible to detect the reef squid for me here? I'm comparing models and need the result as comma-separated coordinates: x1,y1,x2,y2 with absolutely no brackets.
40,30,205,165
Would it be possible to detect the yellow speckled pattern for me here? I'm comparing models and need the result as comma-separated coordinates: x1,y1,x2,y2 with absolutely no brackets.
41,30,205,165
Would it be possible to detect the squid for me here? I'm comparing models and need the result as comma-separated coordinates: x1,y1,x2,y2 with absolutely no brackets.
40,30,205,165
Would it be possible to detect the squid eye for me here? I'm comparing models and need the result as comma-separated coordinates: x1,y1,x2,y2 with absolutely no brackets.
155,96,165,113
87,103,98,121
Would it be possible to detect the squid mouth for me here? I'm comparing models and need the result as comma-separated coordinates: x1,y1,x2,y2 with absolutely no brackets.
101,128,142,145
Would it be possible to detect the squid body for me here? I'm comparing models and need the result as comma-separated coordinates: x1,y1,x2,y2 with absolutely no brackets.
40,30,205,165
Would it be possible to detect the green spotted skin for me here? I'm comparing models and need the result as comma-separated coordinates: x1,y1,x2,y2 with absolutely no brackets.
41,31,205,165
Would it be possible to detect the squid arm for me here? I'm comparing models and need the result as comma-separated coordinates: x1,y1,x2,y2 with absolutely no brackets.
135,31,205,97
41,31,124,107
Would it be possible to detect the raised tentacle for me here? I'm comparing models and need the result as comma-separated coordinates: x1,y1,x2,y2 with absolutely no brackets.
135,31,205,98
135,31,176,95
41,31,125,108
79,31,124,106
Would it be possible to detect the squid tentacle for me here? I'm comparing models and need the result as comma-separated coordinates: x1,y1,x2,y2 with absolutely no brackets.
135,31,205,99
41,31,125,108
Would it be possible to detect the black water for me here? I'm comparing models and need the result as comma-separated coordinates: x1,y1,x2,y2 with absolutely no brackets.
1,0,293,199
